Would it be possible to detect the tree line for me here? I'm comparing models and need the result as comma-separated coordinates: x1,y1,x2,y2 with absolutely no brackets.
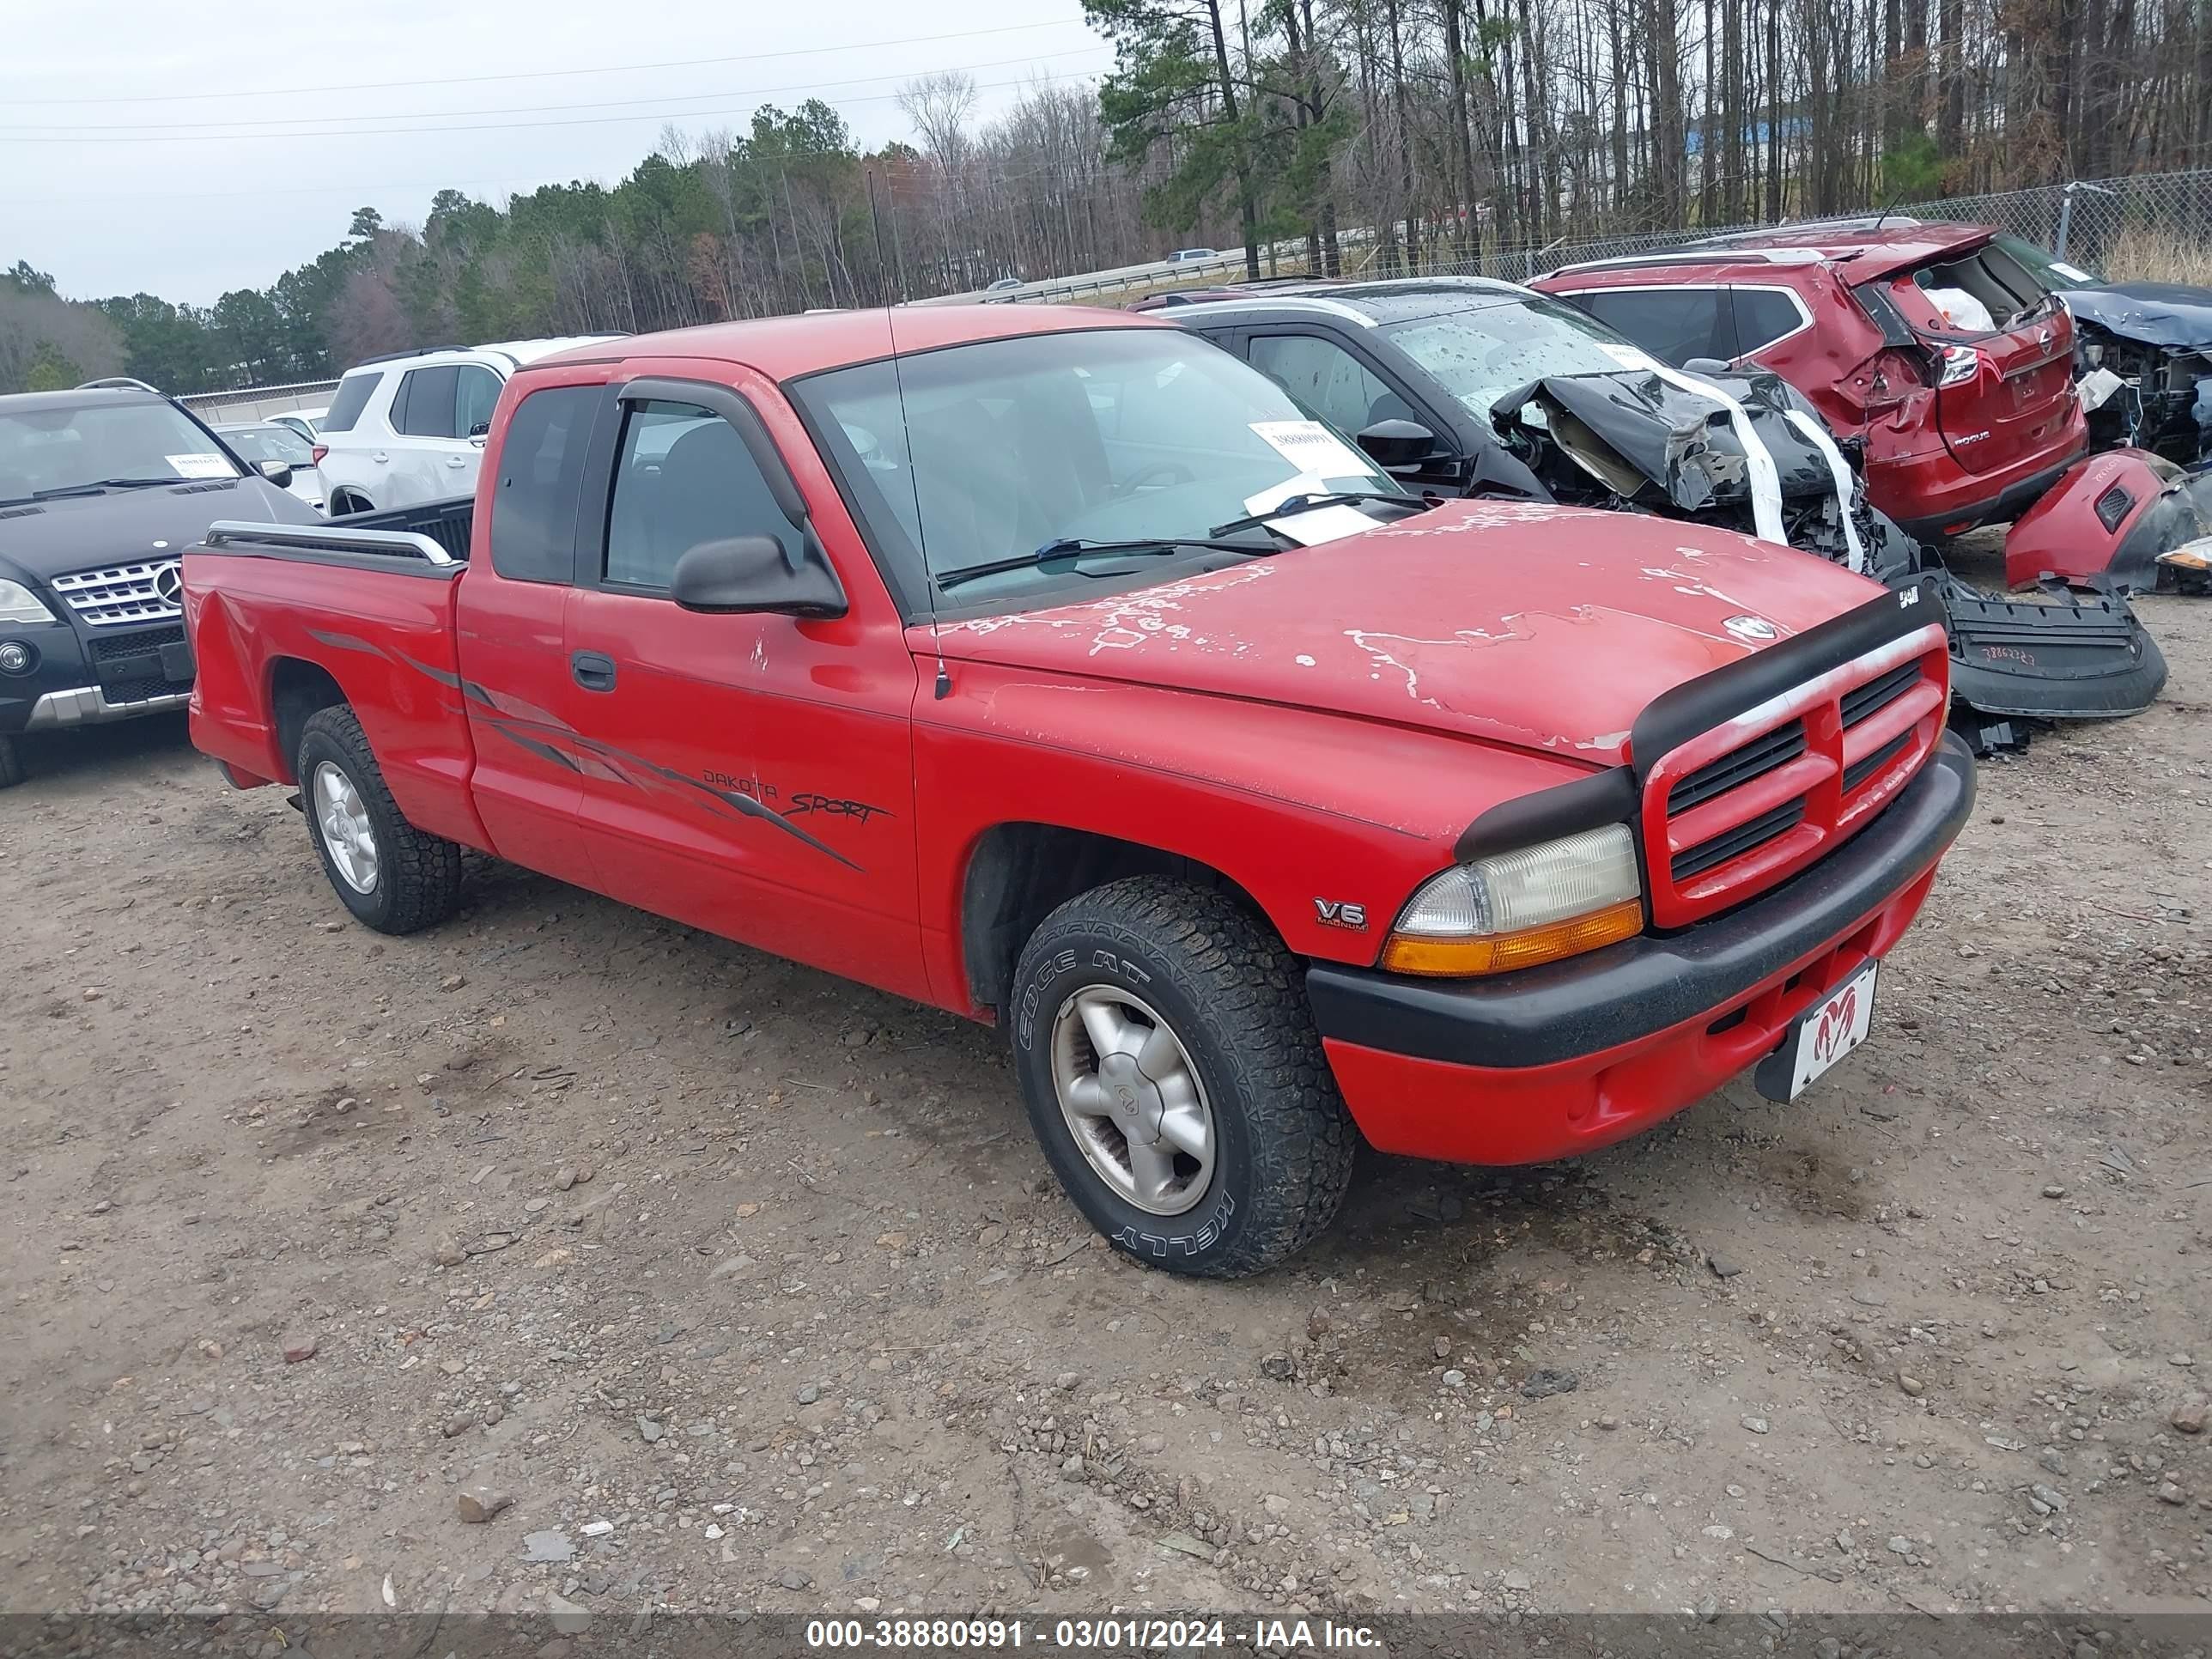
4,0,2210,398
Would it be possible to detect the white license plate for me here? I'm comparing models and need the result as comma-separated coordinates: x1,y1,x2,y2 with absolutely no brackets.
1759,960,1878,1101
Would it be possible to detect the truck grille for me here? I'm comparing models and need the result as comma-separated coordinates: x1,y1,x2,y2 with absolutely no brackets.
1643,625,1948,926
50,560,183,628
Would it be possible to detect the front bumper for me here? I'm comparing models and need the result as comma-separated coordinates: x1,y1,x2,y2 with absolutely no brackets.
0,613,193,737
23,684,192,728
1309,732,1976,1165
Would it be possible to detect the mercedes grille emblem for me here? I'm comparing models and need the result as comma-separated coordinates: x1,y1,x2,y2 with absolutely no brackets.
153,562,185,607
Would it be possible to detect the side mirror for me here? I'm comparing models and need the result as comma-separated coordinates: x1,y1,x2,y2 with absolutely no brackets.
1356,418,1442,474
671,534,848,620
1681,356,1732,374
256,459,294,489
468,420,491,437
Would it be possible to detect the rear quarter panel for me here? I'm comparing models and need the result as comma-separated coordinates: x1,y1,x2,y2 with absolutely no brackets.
182,551,489,850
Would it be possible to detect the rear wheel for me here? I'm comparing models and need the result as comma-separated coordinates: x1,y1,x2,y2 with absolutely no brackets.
296,705,462,933
1008,878,1357,1278
0,733,21,789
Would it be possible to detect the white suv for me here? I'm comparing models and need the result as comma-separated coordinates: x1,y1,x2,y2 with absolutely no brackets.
317,337,618,515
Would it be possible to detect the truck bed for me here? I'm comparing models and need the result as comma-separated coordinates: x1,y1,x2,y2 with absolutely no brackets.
332,495,473,562
180,514,491,852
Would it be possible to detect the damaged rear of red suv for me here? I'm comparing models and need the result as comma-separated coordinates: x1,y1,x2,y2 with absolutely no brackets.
1534,226,2086,541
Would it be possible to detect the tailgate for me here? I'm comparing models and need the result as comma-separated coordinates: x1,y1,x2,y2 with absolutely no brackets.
1932,312,2075,477
1862,241,2079,477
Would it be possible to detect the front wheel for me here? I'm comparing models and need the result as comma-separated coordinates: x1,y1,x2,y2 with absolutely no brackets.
1009,878,1357,1278
296,705,462,933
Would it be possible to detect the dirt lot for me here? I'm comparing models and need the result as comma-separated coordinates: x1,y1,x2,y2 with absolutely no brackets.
4,586,2210,1629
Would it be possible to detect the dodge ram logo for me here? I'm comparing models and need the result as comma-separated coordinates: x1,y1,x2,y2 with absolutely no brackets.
1723,615,1778,641
153,562,185,607
1811,985,1859,1064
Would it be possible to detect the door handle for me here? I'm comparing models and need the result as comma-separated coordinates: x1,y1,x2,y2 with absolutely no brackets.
370,452,389,463
446,455,468,468
570,650,617,692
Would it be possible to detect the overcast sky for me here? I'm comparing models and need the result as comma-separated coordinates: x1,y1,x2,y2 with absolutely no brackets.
3,0,1111,307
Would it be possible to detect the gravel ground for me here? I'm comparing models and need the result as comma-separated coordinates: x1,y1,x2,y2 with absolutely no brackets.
3,587,2209,1626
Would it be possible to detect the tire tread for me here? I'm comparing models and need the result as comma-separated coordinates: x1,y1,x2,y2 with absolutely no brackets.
1018,877,1357,1277
299,705,462,934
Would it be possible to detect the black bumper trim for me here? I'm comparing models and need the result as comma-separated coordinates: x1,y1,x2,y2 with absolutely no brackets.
1307,731,1976,1070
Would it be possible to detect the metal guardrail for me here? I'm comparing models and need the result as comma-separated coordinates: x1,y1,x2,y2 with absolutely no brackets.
179,379,342,420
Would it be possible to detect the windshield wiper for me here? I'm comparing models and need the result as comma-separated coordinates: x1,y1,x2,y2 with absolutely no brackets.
935,536,1270,592
32,477,188,500
1206,489,1429,539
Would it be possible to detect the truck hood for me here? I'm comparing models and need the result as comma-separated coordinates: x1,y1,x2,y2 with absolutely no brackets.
933,501,1886,766
0,476,318,585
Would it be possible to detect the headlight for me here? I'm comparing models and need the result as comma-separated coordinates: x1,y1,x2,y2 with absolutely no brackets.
1382,823,1644,977
0,578,55,626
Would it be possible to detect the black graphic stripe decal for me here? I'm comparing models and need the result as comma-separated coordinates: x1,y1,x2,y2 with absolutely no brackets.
486,721,584,774
306,629,389,657
318,632,864,872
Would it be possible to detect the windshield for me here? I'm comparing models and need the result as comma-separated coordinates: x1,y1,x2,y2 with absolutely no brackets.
0,399,242,503
788,327,1403,605
222,426,313,465
1380,295,1652,420
1993,233,2103,289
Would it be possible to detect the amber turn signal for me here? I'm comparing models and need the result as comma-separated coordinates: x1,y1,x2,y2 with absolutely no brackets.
1380,896,1646,977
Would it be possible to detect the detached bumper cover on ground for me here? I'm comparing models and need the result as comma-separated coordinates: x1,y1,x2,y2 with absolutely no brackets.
2006,447,2212,594
1309,731,1976,1164
1929,568,2168,720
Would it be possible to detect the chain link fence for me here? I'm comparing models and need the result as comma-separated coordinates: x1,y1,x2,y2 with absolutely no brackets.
1341,167,2212,284
965,165,2212,307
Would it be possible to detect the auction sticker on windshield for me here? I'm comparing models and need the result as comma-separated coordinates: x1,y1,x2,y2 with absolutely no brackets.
1595,342,1666,374
1755,960,1879,1102
167,453,232,478
1242,471,1378,546
1249,420,1370,479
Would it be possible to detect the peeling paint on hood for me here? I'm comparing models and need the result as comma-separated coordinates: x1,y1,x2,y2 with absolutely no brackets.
927,501,1887,765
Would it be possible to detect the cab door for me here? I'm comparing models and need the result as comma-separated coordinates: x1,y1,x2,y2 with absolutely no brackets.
449,376,607,887
561,367,927,1002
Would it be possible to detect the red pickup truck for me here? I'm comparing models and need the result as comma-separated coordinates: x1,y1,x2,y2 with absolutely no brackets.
184,306,1974,1277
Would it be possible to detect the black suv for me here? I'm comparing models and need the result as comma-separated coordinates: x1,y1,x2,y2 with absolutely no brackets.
0,385,320,787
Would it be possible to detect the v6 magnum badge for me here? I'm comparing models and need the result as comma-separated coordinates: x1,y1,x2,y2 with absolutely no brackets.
1313,898,1368,931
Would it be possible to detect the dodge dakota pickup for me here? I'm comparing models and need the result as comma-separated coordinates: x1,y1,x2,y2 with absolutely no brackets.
184,305,1975,1277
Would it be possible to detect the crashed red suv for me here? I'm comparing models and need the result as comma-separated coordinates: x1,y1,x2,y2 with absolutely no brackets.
1533,226,2087,541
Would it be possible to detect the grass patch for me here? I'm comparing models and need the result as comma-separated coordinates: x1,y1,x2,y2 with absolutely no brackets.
2102,225,2212,285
